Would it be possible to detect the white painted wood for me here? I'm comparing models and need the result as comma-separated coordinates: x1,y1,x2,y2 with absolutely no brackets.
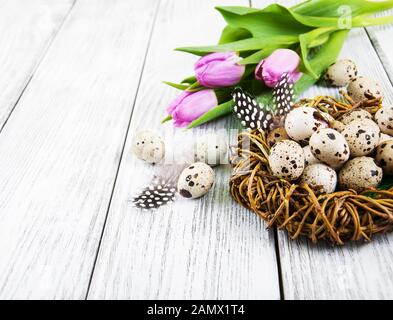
0,0,74,127
0,0,157,299
88,0,281,300
254,0,393,299
366,9,393,85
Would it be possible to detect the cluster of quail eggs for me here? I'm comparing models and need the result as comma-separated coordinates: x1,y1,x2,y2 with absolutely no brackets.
324,59,384,103
267,62,393,193
131,131,227,200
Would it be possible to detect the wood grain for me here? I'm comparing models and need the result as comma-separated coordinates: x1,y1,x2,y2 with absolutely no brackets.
0,0,158,299
0,0,74,128
253,0,393,299
88,0,281,300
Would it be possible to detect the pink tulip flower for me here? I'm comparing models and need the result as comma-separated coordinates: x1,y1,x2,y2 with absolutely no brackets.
255,49,302,88
167,89,218,127
195,52,245,88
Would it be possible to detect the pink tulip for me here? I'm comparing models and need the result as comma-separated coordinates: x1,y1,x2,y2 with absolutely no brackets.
255,49,302,88
167,89,218,127
194,52,245,88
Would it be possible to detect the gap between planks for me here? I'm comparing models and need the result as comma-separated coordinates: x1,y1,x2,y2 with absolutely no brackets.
0,0,77,135
84,0,162,299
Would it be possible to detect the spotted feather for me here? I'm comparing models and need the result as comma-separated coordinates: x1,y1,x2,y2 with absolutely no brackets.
232,72,295,130
272,72,295,117
232,88,274,130
132,176,177,210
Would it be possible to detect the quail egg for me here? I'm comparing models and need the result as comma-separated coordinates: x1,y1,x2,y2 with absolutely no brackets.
132,131,165,164
376,140,393,175
338,157,382,192
177,162,215,199
342,119,380,156
193,133,227,167
303,145,321,166
378,133,393,146
300,164,337,194
347,76,383,103
268,140,305,180
375,106,393,135
267,127,289,147
324,59,358,87
285,107,328,144
340,109,372,125
309,128,350,169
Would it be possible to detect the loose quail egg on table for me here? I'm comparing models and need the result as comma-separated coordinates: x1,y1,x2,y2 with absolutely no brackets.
300,164,337,194
324,59,358,87
284,106,328,144
340,109,372,125
177,162,215,199
193,133,227,166
303,145,320,166
338,156,383,192
342,119,380,156
375,106,393,135
347,76,383,103
268,140,305,180
309,128,350,169
131,131,165,164
376,140,393,175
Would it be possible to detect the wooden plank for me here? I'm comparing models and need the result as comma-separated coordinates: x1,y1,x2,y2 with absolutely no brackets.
0,0,74,128
88,0,281,300
366,10,393,85
253,0,393,299
0,0,158,299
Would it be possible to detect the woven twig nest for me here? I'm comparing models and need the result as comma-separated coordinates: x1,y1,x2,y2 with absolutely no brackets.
229,95,393,245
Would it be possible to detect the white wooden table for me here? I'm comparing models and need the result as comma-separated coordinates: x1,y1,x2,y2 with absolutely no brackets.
0,0,393,300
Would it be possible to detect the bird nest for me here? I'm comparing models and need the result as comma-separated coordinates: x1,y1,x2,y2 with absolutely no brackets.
229,94,393,245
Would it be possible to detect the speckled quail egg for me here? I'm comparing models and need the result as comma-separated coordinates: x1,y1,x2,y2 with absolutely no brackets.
340,109,372,125
131,131,165,164
324,59,358,87
285,107,328,144
342,119,380,156
268,140,305,180
338,157,382,192
267,127,289,147
177,162,215,199
300,164,337,194
378,133,393,146
347,76,383,103
193,133,227,167
309,128,350,169
376,140,393,175
375,106,393,135
303,145,321,166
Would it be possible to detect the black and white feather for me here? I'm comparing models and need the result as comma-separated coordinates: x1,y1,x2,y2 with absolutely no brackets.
232,87,274,130
272,72,295,117
132,175,177,210
232,72,295,130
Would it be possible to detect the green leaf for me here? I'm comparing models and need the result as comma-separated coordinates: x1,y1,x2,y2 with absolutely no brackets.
176,35,298,55
378,176,393,190
216,5,313,38
240,45,282,65
218,25,251,44
187,100,233,129
161,115,172,124
162,81,190,90
181,75,196,84
292,0,393,18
